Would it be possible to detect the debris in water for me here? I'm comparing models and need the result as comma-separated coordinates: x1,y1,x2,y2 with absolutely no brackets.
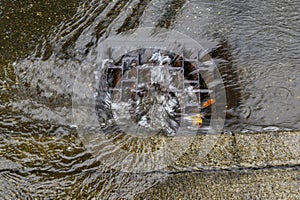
201,99,216,109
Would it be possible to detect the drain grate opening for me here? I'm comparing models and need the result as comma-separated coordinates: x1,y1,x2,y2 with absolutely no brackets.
98,48,214,136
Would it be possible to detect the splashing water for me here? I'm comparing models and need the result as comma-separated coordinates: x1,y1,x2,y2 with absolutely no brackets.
1,0,299,198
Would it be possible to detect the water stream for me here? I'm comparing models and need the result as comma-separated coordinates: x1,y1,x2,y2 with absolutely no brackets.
0,0,299,198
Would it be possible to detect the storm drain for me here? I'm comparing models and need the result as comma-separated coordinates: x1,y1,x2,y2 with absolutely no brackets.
99,48,213,136
73,28,226,172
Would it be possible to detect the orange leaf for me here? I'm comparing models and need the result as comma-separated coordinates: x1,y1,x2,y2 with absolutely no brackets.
202,99,216,109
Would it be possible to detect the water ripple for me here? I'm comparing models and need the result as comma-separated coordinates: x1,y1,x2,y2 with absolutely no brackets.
1,0,300,198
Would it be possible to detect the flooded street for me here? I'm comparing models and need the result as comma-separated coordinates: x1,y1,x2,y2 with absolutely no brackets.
0,0,299,198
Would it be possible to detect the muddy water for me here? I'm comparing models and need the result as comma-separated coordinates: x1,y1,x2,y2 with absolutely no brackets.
0,0,299,198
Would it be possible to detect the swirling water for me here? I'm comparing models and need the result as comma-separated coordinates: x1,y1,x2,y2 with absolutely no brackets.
0,0,299,198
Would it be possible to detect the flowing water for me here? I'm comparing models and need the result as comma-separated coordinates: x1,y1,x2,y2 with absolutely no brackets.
0,0,299,198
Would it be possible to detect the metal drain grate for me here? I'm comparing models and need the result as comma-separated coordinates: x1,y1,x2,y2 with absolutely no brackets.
107,49,211,115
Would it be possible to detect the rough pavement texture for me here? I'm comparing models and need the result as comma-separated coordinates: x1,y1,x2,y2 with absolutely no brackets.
135,130,300,199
